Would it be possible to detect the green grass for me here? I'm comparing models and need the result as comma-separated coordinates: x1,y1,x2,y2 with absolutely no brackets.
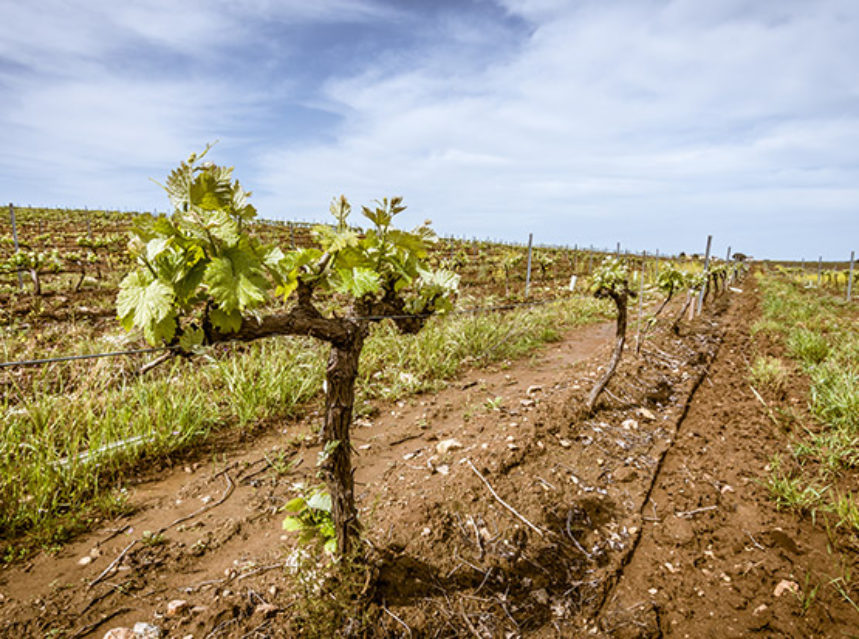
749,355,789,396
0,295,610,557
756,268,859,535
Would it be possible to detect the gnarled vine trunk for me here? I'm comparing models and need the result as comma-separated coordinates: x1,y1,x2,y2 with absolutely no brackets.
321,328,365,556
586,288,628,414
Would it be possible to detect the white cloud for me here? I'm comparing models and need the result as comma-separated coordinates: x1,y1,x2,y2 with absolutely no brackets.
252,0,859,257
1,0,857,257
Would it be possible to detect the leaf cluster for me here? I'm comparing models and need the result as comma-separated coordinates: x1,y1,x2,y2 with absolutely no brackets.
590,257,632,298
282,485,337,555
117,149,459,346
655,263,688,295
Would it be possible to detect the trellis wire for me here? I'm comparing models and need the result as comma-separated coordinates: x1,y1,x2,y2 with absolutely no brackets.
0,298,567,370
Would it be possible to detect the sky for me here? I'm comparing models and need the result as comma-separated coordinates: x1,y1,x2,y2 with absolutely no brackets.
1,0,858,260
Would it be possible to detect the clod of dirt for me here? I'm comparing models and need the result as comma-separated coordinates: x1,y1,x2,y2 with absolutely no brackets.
613,466,638,483
103,629,134,639
645,380,673,405
253,602,279,619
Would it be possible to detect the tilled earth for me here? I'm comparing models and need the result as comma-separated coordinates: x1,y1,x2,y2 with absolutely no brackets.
0,280,857,638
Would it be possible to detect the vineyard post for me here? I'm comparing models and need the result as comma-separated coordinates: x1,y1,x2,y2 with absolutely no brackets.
525,232,533,297
289,223,296,249
848,250,855,302
634,250,646,352
725,246,732,288
817,256,822,287
696,235,712,315
654,249,660,277
8,203,23,289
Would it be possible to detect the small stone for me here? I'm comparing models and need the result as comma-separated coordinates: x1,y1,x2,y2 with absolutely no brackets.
78,555,93,566
648,588,658,595
559,439,572,448
507,443,519,450
520,398,536,408
436,439,463,455
621,419,638,430
0,592,5,603
200,495,213,504
421,527,432,537
103,629,134,639
720,484,734,495
268,586,278,597
435,464,450,475
222,589,232,597
753,604,768,616
636,407,657,421
596,458,604,466
531,588,549,605
254,603,280,619
89,547,102,559
184,465,193,474
358,444,371,450
403,452,417,460
527,385,542,395
191,605,208,615
774,579,799,597
132,622,163,639
166,599,189,617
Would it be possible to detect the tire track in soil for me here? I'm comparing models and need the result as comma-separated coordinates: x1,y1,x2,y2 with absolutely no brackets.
596,280,859,638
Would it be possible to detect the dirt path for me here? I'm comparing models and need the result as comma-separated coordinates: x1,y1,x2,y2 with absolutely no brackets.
598,281,859,638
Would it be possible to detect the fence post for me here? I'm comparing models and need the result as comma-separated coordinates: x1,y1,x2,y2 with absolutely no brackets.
696,235,712,315
525,233,533,298
9,203,23,289
817,256,822,287
848,251,855,302
635,251,646,352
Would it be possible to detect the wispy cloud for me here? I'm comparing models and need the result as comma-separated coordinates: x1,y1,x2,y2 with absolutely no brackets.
1,0,857,257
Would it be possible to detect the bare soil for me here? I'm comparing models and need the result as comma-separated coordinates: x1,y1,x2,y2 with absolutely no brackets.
1,281,857,638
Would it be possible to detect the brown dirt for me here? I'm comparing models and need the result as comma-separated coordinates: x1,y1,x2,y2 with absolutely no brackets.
0,280,857,638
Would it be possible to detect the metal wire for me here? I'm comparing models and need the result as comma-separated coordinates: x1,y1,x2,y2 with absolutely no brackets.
0,347,171,369
0,297,568,369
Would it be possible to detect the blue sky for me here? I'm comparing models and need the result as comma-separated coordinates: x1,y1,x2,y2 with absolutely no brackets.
1,0,857,259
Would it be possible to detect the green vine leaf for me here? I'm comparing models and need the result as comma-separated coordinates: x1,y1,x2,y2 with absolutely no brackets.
203,248,268,314
117,271,176,342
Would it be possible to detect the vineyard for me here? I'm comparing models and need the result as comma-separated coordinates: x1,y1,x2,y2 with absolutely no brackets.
0,158,857,638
